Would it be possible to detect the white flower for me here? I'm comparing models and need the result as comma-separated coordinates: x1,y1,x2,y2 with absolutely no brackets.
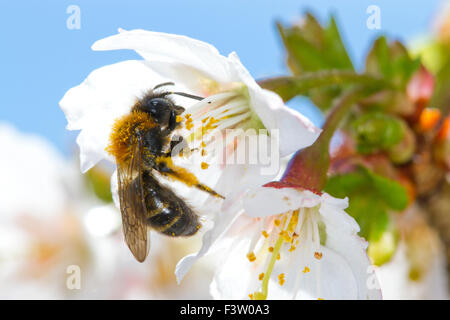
59,29,320,204
178,183,382,300
376,205,449,300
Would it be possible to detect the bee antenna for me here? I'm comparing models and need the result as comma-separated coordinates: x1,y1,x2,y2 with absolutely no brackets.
167,91,204,101
153,82,175,90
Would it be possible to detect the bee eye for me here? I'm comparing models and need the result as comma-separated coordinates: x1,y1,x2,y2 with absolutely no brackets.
143,98,172,124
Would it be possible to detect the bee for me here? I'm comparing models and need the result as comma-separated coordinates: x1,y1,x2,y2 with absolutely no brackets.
107,82,224,262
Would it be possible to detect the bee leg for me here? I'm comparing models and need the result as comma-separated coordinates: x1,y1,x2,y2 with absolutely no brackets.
165,136,197,157
156,158,225,199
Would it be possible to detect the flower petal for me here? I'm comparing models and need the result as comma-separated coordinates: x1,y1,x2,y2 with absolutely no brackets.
92,29,232,84
226,53,321,156
243,187,321,217
319,198,382,299
175,199,244,283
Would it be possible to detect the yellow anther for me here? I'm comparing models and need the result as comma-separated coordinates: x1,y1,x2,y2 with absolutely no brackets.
247,252,256,262
201,162,209,169
274,219,281,227
201,149,207,156
314,252,323,260
318,298,324,300
302,266,310,274
268,247,274,253
175,115,183,123
201,141,206,147
261,230,269,238
278,273,285,286
258,273,264,281
276,253,280,260
248,294,254,300
279,230,292,243
289,246,296,252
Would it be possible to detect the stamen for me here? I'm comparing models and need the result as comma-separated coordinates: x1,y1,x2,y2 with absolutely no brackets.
213,111,252,131
311,210,322,299
201,162,209,169
197,98,247,122
247,252,256,262
278,273,285,286
189,91,236,117
253,213,301,300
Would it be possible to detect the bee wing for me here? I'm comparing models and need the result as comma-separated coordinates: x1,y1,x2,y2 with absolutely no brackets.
117,136,151,262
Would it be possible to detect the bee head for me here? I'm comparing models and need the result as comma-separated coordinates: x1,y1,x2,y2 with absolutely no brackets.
139,96,185,130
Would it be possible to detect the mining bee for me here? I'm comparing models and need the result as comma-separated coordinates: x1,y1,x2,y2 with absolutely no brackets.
107,82,224,262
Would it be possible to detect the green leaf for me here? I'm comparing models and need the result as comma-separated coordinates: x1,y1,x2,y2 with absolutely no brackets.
324,166,408,249
365,36,421,89
277,13,354,110
278,13,354,73
366,169,409,210
352,112,405,154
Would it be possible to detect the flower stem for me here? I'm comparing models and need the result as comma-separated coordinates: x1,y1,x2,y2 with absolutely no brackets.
282,85,375,192
258,70,388,102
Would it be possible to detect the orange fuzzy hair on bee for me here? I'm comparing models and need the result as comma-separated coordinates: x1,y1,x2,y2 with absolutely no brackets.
106,110,156,165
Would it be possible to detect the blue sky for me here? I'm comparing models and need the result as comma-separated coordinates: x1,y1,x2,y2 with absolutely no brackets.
0,0,443,156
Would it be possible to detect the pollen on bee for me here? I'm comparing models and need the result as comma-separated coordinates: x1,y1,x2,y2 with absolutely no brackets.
176,115,183,123
247,252,256,262
258,273,264,281
314,252,323,260
302,266,310,274
106,111,156,164
201,162,209,169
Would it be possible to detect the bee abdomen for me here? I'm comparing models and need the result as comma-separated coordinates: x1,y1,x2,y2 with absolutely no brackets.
142,171,201,237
